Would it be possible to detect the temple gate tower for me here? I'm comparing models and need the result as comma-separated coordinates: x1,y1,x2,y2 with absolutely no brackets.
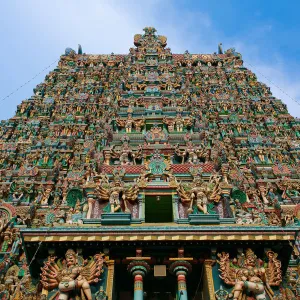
0,27,299,299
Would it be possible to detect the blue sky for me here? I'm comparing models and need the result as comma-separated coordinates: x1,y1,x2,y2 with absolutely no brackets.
0,0,299,120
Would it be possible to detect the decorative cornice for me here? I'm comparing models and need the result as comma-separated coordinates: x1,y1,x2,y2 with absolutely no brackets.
22,232,295,242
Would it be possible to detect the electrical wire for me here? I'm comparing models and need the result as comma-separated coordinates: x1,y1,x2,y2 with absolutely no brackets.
192,263,204,300
0,59,59,103
27,201,61,268
27,226,51,268
244,61,300,107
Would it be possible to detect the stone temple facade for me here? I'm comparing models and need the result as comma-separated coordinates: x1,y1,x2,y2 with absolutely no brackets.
0,27,299,299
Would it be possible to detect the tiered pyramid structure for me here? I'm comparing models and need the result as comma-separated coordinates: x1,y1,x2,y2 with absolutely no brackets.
0,27,299,299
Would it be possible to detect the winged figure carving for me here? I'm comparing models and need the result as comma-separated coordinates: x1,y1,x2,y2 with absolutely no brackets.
110,143,142,165
217,249,282,300
40,249,105,300
96,178,139,213
177,176,221,214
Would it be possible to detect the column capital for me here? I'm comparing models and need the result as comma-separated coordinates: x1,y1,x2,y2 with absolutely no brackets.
204,259,215,266
169,260,192,276
127,260,151,278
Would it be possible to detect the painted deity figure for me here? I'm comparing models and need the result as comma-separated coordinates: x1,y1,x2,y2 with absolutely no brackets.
110,143,142,165
218,249,282,300
233,200,253,224
41,249,105,300
1,228,13,252
108,181,127,213
177,176,222,215
174,113,184,132
175,142,208,164
175,143,198,164
113,181,137,213
95,174,139,215
125,114,134,133
189,187,208,214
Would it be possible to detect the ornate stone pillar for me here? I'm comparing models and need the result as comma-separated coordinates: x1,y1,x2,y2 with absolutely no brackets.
128,264,149,300
169,248,192,300
140,193,145,222
202,259,215,300
106,258,115,300
127,249,151,300
170,264,190,300
138,194,144,222
173,194,180,222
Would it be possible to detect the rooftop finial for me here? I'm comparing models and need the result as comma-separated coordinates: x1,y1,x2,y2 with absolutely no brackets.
218,43,223,54
78,44,83,55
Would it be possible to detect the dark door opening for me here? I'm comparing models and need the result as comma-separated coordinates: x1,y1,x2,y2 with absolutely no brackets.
145,195,173,223
115,264,133,300
144,274,176,300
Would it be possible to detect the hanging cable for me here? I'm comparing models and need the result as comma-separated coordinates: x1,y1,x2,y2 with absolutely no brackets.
193,263,204,300
27,226,52,268
0,59,59,103
244,61,300,107
27,201,61,268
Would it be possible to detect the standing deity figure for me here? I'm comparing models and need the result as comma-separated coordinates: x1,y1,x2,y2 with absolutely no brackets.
175,142,208,164
96,176,139,214
218,249,282,300
116,114,134,133
163,116,175,132
109,181,127,213
175,143,198,164
125,114,134,133
41,249,105,300
110,143,142,165
116,114,145,133
177,176,221,214
174,113,184,132
190,187,208,214
1,228,13,252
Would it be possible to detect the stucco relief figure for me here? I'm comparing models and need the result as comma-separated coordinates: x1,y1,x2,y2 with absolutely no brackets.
40,249,105,300
116,114,145,133
163,114,192,133
177,176,221,214
218,249,282,300
110,143,142,165
96,179,139,213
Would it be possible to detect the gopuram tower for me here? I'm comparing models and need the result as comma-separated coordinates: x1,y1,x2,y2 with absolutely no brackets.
0,27,299,299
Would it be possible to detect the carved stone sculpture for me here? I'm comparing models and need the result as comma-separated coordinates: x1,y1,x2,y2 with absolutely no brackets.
218,249,282,300
40,249,105,300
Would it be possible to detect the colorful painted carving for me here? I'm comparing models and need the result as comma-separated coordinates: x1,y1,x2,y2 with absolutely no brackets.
40,249,105,300
218,249,282,299
0,27,298,299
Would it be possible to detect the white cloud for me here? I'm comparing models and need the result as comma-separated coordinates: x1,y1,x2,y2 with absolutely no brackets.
242,56,300,118
0,0,299,120
228,40,300,118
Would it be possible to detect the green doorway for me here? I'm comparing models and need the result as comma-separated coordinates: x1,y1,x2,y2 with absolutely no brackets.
145,195,173,223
